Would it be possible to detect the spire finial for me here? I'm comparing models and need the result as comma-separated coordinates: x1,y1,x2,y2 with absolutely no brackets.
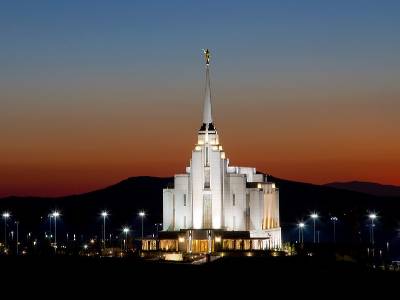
202,48,210,65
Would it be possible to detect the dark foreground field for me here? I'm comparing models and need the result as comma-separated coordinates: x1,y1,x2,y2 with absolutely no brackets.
1,255,399,294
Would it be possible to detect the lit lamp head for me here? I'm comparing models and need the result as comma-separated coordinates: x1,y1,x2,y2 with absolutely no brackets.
369,213,377,220
52,211,60,218
138,211,146,218
101,211,108,218
298,222,305,228
310,213,318,219
2,212,10,219
331,216,338,221
123,227,130,234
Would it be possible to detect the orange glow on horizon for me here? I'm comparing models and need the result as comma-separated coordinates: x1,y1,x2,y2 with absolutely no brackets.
1,76,399,197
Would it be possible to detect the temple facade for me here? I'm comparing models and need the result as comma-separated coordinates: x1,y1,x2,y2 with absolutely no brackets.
144,50,281,254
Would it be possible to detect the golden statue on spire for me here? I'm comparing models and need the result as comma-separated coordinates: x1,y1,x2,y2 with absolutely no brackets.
202,48,210,65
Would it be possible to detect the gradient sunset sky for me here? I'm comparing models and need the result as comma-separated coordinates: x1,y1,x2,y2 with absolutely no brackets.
1,1,399,197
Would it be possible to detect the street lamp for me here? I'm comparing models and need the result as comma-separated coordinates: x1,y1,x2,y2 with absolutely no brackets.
310,213,319,243
52,211,60,250
138,211,146,240
369,213,377,245
101,211,108,250
330,216,338,243
298,222,305,244
2,212,10,251
122,227,129,251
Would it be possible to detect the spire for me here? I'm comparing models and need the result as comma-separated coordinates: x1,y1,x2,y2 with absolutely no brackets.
203,65,213,124
201,49,213,127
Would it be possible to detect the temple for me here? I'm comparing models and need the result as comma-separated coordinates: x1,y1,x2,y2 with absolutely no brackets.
143,50,281,255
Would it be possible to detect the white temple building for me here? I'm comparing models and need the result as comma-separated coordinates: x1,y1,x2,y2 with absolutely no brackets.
143,50,281,254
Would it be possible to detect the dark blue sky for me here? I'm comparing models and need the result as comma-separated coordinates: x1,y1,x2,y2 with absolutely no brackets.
2,1,399,80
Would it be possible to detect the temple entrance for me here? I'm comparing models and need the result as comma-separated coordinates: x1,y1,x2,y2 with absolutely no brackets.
191,239,214,253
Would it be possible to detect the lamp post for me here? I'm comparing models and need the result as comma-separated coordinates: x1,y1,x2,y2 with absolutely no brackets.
138,211,146,240
310,213,318,243
101,211,108,250
155,223,162,237
298,222,305,244
330,217,338,243
15,221,19,255
369,213,377,245
52,211,60,250
2,212,10,251
48,213,53,237
123,227,129,251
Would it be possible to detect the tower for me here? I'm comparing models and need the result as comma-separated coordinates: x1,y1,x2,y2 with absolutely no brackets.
191,49,225,229
159,49,282,252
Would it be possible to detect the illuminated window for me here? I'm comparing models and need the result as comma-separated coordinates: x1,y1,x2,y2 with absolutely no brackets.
223,239,235,250
235,239,242,250
244,240,251,250
204,168,210,189
160,240,178,251
142,240,157,251
203,195,212,228
246,193,250,230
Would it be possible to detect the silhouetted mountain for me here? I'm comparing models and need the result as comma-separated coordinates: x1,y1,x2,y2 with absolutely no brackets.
0,176,172,237
324,181,400,197
1,176,399,247
269,176,399,223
